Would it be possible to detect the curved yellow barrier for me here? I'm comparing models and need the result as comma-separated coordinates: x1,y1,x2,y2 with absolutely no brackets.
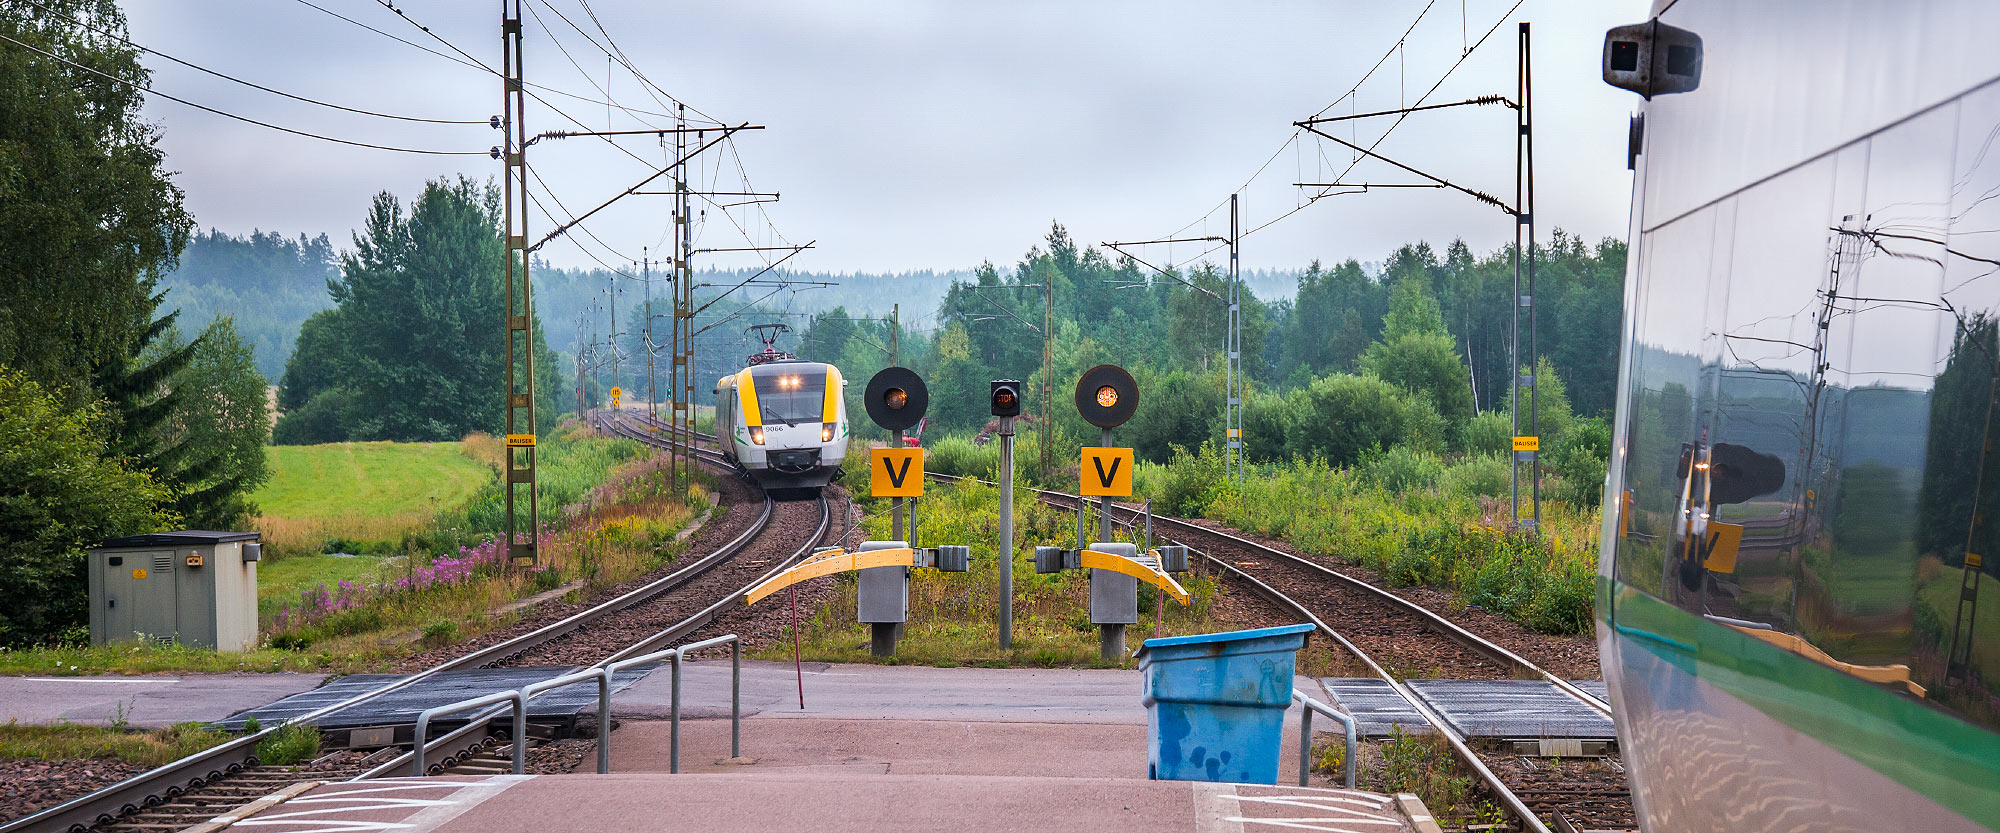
1079,549,1190,605
744,547,915,605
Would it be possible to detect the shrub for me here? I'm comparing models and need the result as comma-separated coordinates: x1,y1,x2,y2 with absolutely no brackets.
420,620,460,647
1287,374,1419,466
1157,441,1229,517
1546,416,1610,508
254,723,321,766
1464,411,1513,458
1360,445,1445,494
1440,454,1510,499
923,434,998,480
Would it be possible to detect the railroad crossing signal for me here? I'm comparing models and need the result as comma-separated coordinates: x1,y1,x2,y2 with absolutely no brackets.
871,448,924,498
1074,365,1137,428
1080,447,1134,496
990,379,1022,417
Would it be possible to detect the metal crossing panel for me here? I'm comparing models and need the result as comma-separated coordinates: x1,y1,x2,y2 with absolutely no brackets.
1403,679,1615,740
1318,678,1431,737
215,665,654,733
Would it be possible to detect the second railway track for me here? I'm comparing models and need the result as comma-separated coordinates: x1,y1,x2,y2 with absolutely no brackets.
931,471,1630,832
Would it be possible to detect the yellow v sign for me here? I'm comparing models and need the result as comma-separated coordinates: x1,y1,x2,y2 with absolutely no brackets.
871,448,924,497
1080,447,1134,497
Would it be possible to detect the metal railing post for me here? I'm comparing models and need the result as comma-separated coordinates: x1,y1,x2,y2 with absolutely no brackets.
413,691,524,777
731,639,742,759
670,650,683,772
597,673,612,774
1292,690,1357,788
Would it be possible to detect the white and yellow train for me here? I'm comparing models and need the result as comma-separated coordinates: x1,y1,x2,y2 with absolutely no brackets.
714,360,849,491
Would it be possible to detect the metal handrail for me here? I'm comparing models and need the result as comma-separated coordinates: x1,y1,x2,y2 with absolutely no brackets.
414,691,525,776
521,668,614,774
1293,689,1357,788
603,634,742,773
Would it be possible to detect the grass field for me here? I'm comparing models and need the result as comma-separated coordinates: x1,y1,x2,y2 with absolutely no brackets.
753,462,1236,669
252,441,493,557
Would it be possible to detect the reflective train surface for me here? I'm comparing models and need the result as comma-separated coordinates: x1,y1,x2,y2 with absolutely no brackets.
714,359,849,491
1601,3,2000,831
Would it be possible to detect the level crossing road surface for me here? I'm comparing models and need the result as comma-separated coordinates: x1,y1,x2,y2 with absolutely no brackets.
0,673,328,727
209,774,1428,833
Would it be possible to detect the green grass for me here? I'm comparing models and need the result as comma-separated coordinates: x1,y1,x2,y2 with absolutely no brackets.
0,722,233,765
253,440,495,559
254,723,320,766
753,462,1234,669
257,554,388,619
0,641,352,675
254,441,491,520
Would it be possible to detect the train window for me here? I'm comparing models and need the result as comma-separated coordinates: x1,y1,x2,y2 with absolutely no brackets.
755,372,827,425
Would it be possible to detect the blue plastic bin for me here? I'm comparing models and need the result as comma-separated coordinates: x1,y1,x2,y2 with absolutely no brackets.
1135,623,1315,784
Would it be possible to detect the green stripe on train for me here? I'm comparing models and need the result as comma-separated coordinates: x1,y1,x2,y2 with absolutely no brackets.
1605,577,2000,827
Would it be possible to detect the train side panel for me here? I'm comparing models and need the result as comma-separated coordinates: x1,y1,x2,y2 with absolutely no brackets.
1602,3,2000,831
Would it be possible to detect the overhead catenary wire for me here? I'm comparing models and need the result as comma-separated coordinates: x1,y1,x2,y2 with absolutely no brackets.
1157,0,1527,272
0,31,484,155
287,0,677,124
21,0,484,125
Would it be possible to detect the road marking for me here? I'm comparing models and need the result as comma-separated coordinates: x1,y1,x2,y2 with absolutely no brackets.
22,677,177,683
1194,782,1246,833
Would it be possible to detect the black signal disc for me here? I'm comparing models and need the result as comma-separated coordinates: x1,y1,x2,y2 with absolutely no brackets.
1075,364,1138,428
864,366,928,431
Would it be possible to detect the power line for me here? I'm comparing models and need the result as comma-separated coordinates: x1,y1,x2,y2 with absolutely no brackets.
1163,0,1526,271
22,0,485,125
0,31,484,155
570,0,725,127
286,0,680,125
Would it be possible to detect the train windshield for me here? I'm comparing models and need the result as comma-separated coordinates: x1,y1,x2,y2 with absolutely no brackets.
755,371,826,425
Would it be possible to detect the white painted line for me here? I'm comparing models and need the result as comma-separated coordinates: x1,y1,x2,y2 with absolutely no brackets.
1194,782,1247,833
22,677,178,683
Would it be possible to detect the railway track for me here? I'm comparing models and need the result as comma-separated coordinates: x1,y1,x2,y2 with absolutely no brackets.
930,471,1630,833
5,416,832,833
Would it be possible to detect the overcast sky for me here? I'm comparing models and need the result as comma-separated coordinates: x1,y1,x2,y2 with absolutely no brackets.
122,1,1649,275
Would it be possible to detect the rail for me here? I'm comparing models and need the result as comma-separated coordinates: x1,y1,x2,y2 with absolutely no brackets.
929,470,1560,833
403,634,742,777
1293,689,1357,788
6,420,764,831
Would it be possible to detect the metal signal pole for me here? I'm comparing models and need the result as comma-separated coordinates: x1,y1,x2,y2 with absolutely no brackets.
1289,22,1539,528
644,248,656,421
1101,225,1240,481
674,106,696,494
1511,22,1540,529
499,0,540,566
1226,195,1243,480
1040,278,1054,479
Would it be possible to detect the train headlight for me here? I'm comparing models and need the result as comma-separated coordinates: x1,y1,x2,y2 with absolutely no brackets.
821,423,835,442
749,427,765,445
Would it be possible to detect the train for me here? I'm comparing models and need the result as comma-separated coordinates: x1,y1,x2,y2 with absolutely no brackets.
713,328,849,491
1598,3,2000,831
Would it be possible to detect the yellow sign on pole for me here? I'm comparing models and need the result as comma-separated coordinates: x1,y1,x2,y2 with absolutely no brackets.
870,448,924,497
1080,447,1134,497
1512,435,1539,451
506,433,536,448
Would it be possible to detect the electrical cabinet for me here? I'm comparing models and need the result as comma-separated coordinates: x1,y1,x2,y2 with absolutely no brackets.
89,531,261,651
